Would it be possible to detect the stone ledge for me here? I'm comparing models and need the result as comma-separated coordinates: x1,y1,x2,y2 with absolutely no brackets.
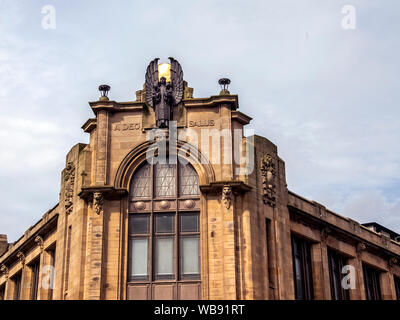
79,185,129,201
200,181,251,194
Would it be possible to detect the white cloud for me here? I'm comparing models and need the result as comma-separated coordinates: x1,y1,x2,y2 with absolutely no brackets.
0,0,399,241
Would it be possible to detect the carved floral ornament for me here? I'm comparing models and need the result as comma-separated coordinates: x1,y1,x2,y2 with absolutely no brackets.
260,154,276,207
222,185,232,209
93,192,104,215
64,162,76,215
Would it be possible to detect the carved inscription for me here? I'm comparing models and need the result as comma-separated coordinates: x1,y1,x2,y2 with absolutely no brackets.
189,120,215,127
113,123,141,131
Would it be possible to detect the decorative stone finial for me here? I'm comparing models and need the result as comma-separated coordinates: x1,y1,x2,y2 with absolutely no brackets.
218,78,231,95
98,84,110,101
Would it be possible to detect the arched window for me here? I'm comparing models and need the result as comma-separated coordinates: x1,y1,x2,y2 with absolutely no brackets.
127,160,201,299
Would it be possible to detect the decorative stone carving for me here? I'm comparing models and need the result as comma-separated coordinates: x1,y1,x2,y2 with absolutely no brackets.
356,242,366,255
184,199,196,209
222,186,232,209
389,257,398,267
0,264,9,278
134,201,146,211
93,192,104,215
321,227,332,241
159,200,170,210
35,235,44,251
145,57,184,128
64,162,76,215
260,154,276,207
381,234,390,248
16,251,25,266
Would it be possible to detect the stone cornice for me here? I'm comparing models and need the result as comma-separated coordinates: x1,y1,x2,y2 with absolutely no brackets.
81,118,97,133
0,210,58,266
200,180,251,194
88,100,147,115
87,95,239,116
232,111,252,125
184,95,239,110
288,190,400,260
78,185,128,201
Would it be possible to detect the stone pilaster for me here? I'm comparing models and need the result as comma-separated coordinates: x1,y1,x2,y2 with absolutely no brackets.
88,192,105,299
96,110,110,185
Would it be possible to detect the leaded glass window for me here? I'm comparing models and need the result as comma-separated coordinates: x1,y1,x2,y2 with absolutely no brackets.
130,164,151,198
128,160,201,295
179,164,200,196
155,163,176,197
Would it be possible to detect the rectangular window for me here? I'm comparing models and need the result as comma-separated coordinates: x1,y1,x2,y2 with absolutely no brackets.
129,215,150,281
291,235,314,300
130,238,149,280
64,226,72,292
394,276,400,300
30,258,40,300
154,213,175,280
129,215,150,234
0,284,5,300
48,247,56,300
12,272,22,300
328,249,350,300
155,214,174,233
179,212,200,280
265,219,275,292
154,237,174,279
363,264,381,300
180,213,199,233
180,236,200,277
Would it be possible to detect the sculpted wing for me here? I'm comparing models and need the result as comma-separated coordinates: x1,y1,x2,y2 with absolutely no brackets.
169,57,184,105
145,58,159,108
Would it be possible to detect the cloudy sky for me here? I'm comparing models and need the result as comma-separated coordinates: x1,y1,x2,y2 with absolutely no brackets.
0,0,399,241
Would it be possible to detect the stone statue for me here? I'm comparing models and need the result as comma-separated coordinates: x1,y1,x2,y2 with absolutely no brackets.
145,57,184,128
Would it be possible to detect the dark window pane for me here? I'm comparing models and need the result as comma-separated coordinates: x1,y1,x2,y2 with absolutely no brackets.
395,277,400,300
154,237,174,280
155,214,174,233
0,285,5,300
291,235,314,300
180,213,199,233
129,215,150,234
328,249,350,300
13,273,22,300
363,264,381,300
30,259,40,300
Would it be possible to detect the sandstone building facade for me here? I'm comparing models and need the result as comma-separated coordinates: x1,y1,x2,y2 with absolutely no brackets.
1,60,400,300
